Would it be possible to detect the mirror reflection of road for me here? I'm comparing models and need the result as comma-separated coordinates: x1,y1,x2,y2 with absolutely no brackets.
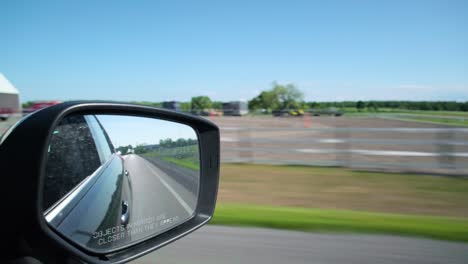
122,154,198,242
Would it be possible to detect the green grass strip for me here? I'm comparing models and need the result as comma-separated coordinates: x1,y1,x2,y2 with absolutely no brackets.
161,156,199,171
389,116,468,126
211,204,468,242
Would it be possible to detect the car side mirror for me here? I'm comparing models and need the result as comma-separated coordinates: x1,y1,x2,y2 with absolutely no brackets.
0,102,220,264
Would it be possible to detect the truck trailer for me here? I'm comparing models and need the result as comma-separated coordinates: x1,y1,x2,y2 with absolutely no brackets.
0,73,21,121
222,101,248,116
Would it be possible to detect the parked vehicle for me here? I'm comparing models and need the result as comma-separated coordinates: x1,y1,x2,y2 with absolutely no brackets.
272,109,305,117
222,101,248,116
308,108,344,117
162,101,181,112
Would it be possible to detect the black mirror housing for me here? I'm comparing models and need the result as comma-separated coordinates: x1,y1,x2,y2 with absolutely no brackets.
0,102,220,264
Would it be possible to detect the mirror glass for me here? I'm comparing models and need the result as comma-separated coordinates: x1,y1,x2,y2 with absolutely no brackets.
42,114,200,252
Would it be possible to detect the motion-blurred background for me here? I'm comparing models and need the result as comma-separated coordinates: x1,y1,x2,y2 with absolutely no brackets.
1,1,467,263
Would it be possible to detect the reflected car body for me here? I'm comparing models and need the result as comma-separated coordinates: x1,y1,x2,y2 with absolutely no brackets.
44,114,133,251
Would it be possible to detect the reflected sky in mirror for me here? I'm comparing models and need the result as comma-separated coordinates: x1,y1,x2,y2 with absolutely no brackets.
96,115,197,148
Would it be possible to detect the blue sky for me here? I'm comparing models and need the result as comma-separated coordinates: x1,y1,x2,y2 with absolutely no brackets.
1,0,467,102
97,115,197,148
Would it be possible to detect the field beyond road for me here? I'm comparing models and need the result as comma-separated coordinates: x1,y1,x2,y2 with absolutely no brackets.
212,164,468,242
218,164,468,218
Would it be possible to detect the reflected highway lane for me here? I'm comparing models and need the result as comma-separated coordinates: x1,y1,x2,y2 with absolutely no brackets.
122,154,197,242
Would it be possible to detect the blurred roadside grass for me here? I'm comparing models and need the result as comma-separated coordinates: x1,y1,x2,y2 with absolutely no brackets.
142,149,199,171
342,108,468,126
339,108,468,117
383,115,468,126
218,164,468,218
161,156,199,170
213,164,468,242
211,204,468,242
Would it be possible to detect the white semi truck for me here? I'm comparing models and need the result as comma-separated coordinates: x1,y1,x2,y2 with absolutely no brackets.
222,101,248,116
0,73,21,121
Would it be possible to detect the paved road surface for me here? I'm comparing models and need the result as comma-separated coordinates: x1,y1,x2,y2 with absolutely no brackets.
214,116,468,175
142,155,199,196
133,226,468,264
123,154,197,242
0,116,21,137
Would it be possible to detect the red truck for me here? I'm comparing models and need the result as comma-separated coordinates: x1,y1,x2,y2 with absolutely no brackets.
23,100,63,114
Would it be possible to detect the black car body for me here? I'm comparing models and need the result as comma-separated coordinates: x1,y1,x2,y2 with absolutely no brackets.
43,114,133,251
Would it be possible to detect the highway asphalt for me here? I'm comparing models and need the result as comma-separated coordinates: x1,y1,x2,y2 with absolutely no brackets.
142,154,199,196
133,226,468,264
0,116,21,137
123,154,198,242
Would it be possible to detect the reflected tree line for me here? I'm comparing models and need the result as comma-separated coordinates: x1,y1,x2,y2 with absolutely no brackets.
115,138,199,171
116,138,197,155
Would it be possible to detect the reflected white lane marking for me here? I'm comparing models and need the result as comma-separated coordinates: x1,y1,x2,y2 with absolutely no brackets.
296,149,468,157
142,160,193,215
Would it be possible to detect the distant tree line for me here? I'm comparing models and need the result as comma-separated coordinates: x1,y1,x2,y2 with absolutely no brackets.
306,101,468,112
132,97,223,113
115,138,197,155
92,82,468,113
158,138,198,148
22,101,34,109
133,98,468,113
24,97,467,114
115,145,133,155
248,82,304,112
